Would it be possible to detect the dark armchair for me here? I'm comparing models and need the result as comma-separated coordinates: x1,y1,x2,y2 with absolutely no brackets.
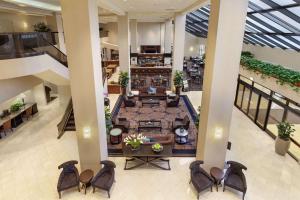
172,115,190,131
167,95,180,107
123,96,136,107
223,161,247,200
91,160,116,198
57,160,80,199
112,117,130,133
189,160,214,199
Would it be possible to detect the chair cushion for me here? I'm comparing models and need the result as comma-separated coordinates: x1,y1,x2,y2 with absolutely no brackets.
60,173,77,190
226,174,244,190
192,173,212,191
94,172,114,190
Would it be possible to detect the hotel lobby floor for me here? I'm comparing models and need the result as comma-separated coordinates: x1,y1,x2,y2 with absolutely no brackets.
0,93,300,200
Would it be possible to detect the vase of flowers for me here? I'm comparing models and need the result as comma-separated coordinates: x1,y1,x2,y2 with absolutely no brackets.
275,122,295,156
152,143,163,153
124,133,146,151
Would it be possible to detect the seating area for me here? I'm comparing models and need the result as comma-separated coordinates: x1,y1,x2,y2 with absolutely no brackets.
183,57,205,91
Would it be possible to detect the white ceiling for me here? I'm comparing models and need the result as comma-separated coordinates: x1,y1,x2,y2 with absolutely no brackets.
1,0,204,22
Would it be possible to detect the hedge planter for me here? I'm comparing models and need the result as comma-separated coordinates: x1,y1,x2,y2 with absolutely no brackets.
275,137,291,156
175,86,181,95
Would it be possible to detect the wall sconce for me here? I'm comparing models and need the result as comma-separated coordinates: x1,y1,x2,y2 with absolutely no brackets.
214,127,223,139
250,77,254,81
189,46,194,52
23,22,28,29
83,127,91,139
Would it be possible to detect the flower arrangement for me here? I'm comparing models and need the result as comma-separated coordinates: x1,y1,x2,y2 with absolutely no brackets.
124,133,146,150
152,143,163,153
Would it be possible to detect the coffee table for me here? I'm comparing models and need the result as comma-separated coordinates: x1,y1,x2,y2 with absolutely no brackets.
175,128,188,144
110,128,122,144
123,144,172,170
138,120,162,132
210,167,225,191
79,169,94,194
141,99,160,107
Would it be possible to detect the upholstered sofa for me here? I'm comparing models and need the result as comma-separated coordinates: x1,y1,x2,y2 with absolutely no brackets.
138,87,167,100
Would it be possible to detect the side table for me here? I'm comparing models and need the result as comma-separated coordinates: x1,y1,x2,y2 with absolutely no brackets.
79,169,94,194
110,128,122,144
210,167,224,191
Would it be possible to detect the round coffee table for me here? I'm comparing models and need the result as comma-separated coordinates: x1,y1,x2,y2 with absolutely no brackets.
127,93,134,99
110,128,122,144
168,93,176,99
79,169,94,194
210,167,225,192
175,128,188,144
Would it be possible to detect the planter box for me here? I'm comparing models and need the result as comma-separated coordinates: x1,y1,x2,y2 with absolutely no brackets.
240,66,300,103
108,84,121,94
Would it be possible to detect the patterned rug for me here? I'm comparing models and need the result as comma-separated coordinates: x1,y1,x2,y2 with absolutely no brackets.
108,95,198,156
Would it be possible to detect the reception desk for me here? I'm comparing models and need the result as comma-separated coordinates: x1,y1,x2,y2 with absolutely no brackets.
130,66,172,90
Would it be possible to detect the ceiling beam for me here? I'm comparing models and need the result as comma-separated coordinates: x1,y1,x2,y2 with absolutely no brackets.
248,3,300,14
98,0,125,16
180,0,209,15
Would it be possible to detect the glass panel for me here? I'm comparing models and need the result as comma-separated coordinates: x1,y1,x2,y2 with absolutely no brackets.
272,92,287,104
269,11,300,31
240,76,253,85
249,0,271,9
257,96,269,126
242,87,251,113
288,7,300,18
236,83,244,107
254,83,271,95
271,0,295,6
266,102,285,135
249,92,259,120
277,36,300,49
253,13,292,33
246,17,275,32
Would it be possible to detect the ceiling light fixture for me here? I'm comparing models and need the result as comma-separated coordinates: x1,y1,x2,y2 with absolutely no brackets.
8,0,61,11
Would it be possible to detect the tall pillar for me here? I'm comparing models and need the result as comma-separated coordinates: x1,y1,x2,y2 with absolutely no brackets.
118,14,130,72
196,0,249,170
61,0,108,171
57,85,71,108
164,19,172,54
160,23,165,53
173,13,186,71
130,19,138,54
55,14,66,54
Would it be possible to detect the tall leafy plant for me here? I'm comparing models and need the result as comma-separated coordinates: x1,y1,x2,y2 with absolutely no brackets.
277,122,295,140
33,22,51,32
173,70,184,87
118,71,129,88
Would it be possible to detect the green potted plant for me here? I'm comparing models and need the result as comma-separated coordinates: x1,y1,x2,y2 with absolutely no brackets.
123,133,146,151
105,107,113,133
119,71,129,95
152,143,163,153
195,106,201,129
10,101,23,113
33,22,51,32
173,70,184,95
275,122,295,156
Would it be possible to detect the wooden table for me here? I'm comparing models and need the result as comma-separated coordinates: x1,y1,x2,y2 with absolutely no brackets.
106,68,113,78
109,128,122,144
210,167,225,191
123,144,172,170
138,120,162,132
106,64,118,73
79,169,94,194
175,128,188,144
141,99,160,107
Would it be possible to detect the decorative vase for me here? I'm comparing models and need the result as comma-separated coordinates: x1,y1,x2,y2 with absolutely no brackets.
121,87,127,95
275,136,291,156
175,86,181,95
130,145,140,151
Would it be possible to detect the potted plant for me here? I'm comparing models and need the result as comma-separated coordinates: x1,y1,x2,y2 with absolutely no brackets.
152,143,163,153
10,101,23,113
275,122,295,156
105,107,112,133
119,71,129,95
195,106,201,129
33,22,51,32
173,70,184,95
123,133,146,151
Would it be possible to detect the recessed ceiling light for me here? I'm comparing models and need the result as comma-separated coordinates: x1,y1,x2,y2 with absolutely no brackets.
18,3,26,7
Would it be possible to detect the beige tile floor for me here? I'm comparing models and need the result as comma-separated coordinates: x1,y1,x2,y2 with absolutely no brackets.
1,93,300,200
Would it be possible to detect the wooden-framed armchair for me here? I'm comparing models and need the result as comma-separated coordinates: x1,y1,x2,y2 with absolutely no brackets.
189,160,214,199
223,161,247,200
123,96,136,107
167,95,180,107
172,115,190,131
112,117,130,133
91,160,116,198
57,160,80,199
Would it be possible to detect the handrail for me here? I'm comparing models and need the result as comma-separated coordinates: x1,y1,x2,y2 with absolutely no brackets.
57,99,73,139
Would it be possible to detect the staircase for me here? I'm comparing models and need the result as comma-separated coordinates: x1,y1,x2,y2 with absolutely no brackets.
57,99,76,139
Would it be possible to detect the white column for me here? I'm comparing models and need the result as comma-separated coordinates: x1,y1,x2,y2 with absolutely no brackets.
61,0,108,171
164,19,172,54
118,14,130,72
55,14,66,54
160,23,165,53
130,19,138,54
196,0,249,170
57,85,71,107
33,83,47,106
173,13,186,72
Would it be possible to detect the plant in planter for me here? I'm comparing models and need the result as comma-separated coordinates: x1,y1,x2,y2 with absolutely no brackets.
123,133,146,150
241,51,254,58
173,70,184,95
33,22,51,32
152,143,163,153
10,101,23,113
105,107,113,133
195,106,201,129
275,122,295,156
118,71,129,95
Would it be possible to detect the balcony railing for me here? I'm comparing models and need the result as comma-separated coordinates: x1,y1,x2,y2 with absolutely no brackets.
0,32,67,67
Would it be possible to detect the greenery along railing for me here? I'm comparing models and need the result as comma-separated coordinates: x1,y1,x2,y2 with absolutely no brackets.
240,53,300,91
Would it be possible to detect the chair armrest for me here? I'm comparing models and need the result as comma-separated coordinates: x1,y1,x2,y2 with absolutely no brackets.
118,118,127,121
175,118,183,121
